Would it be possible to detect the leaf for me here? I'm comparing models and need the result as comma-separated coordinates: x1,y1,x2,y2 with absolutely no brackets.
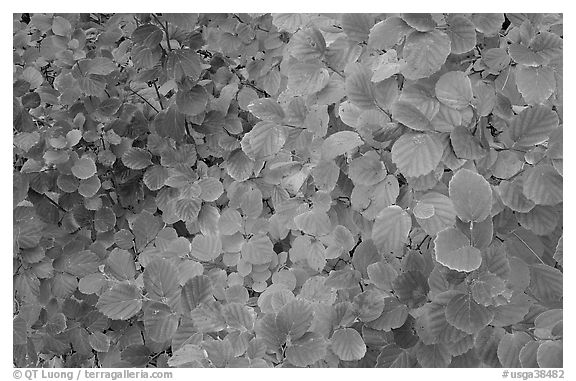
286,61,330,95
154,106,186,141
537,341,563,368
402,13,436,32
88,331,110,352
181,275,213,313
331,328,367,361
226,149,254,182
522,164,562,206
198,177,224,202
471,13,504,36
367,297,409,332
390,101,433,131
392,271,429,308
402,30,451,80
446,15,477,54
482,48,511,72
143,165,169,191
320,131,363,160
435,71,473,110
341,13,373,42
241,121,287,160
345,64,378,109
176,85,208,116
122,147,153,170
143,301,179,343
445,293,494,334
529,264,562,303
285,332,328,367
368,17,413,51
166,49,203,81
247,98,285,122
434,227,482,272
449,168,492,223
241,234,274,265
376,344,414,367
516,66,556,105
415,343,452,368
391,133,443,177
371,205,411,254
223,303,256,331
96,282,143,320
190,234,222,261
354,290,385,322
288,28,326,61
132,211,162,252
415,192,457,236
132,24,163,47
276,299,313,340
71,157,97,179
497,332,532,368
367,261,398,292
54,249,100,277
202,339,235,368
143,259,180,308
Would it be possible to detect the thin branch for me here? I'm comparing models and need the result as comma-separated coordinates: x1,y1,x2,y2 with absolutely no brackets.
152,81,164,110
127,87,159,113
151,14,172,51
43,194,67,213
324,61,345,78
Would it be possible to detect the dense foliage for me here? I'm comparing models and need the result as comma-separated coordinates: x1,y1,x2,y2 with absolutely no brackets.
13,13,563,368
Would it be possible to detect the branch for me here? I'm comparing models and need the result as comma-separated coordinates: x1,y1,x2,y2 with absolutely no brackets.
126,87,159,113
152,14,172,51
152,81,164,110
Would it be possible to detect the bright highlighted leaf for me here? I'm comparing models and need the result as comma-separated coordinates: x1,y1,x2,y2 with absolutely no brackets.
415,192,457,236
96,282,142,320
391,133,443,177
434,227,482,272
320,131,363,160
435,71,473,110
449,168,492,223
241,121,287,160
331,328,367,361
445,293,494,334
372,206,411,254
71,157,97,179
247,98,286,122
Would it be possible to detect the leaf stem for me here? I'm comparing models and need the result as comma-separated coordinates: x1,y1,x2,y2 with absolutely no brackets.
152,81,164,110
127,86,159,113
152,14,172,51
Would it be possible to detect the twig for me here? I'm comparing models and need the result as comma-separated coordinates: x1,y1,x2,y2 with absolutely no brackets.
126,87,159,113
151,14,172,51
43,194,67,213
152,81,164,110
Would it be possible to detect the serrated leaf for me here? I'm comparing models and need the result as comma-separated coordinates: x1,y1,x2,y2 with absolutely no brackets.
368,17,413,51
516,66,556,105
331,328,366,361
143,301,179,343
537,341,562,368
435,71,473,110
320,131,363,160
449,168,492,223
391,101,433,131
276,299,313,340
285,332,328,367
241,234,274,265
446,15,477,54
71,157,97,179
166,49,202,81
88,331,110,352
497,331,532,368
247,98,285,122
434,227,482,272
181,275,213,312
522,164,562,206
190,234,222,261
445,293,494,334
122,147,152,170
241,121,287,160
402,30,451,80
367,261,398,292
471,13,504,36
176,85,208,116
372,205,411,254
391,133,443,177
415,192,457,236
143,259,180,307
96,282,142,320
143,165,169,191
415,342,452,368
509,105,558,147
